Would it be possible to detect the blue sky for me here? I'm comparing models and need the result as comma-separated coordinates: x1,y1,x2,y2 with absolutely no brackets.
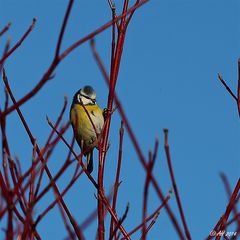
1,0,240,239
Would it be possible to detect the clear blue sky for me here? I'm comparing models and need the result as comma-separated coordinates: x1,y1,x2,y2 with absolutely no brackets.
1,0,240,239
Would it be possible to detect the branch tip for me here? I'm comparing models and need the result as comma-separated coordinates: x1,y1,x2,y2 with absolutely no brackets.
163,128,169,145
46,115,51,124
119,202,129,222
33,17,37,24
6,36,12,44
218,73,223,80
0,21,12,37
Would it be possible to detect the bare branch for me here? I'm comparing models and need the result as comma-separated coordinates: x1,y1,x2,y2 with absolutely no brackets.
0,22,12,37
90,37,186,240
2,69,84,240
218,73,238,102
0,18,36,65
55,0,74,58
164,129,191,240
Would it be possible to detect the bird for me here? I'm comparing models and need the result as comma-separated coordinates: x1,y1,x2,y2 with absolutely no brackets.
70,85,104,173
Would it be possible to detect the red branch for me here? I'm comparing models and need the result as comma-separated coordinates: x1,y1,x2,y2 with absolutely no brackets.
125,189,172,238
141,139,159,240
59,0,148,61
2,69,84,240
206,179,240,240
90,37,186,240
218,74,238,102
218,59,240,117
216,179,240,240
47,118,130,239
0,22,12,37
55,0,74,58
34,96,68,197
139,211,160,240
164,129,191,240
226,213,240,227
220,173,240,228
1,0,148,118
34,168,83,227
0,37,11,73
96,1,149,239
0,121,70,219
34,150,75,205
0,18,36,65
109,203,129,240
0,1,202,239
142,153,152,240
109,121,124,239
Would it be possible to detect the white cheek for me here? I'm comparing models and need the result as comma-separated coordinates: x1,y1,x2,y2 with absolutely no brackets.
80,96,92,105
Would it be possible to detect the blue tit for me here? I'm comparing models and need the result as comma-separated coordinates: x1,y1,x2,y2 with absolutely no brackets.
70,86,104,173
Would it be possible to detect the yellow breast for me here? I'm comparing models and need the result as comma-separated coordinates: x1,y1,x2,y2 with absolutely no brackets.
70,104,104,148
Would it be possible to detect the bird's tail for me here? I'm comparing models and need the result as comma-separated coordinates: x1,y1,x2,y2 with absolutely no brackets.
86,151,93,174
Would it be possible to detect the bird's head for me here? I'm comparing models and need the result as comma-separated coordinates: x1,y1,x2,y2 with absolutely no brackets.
73,85,97,105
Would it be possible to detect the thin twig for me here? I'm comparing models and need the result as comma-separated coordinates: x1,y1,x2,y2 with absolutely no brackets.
139,211,160,240
142,139,159,240
164,129,191,240
34,96,68,197
125,0,143,26
64,192,113,240
1,1,148,118
59,0,148,61
142,151,153,240
0,37,11,73
34,168,83,227
0,121,70,216
0,173,25,223
0,22,12,37
0,18,36,65
90,39,186,240
218,74,238,102
2,69,84,240
237,59,240,116
34,153,75,204
109,121,124,239
109,203,129,240
125,189,172,238
47,118,130,239
226,213,240,227
96,0,138,238
220,173,240,228
55,0,74,58
216,179,240,240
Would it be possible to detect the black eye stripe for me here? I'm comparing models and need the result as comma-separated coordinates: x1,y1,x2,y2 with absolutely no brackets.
80,93,95,100
79,93,96,104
